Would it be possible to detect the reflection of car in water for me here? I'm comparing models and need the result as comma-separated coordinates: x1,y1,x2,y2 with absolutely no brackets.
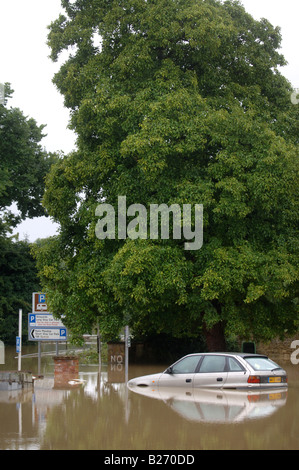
127,384,288,424
128,353,288,390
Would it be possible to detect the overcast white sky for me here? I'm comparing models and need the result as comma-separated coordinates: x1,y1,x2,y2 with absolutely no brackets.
0,0,298,242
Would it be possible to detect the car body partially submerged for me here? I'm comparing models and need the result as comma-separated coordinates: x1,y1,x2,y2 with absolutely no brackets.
128,353,288,390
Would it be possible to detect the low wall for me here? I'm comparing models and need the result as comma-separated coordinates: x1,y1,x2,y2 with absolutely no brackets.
256,334,299,361
53,356,79,389
0,371,34,391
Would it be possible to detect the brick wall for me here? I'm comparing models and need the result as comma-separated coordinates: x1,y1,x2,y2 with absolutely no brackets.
256,335,299,361
53,356,79,388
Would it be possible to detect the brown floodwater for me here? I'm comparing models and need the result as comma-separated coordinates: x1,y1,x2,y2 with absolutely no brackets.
0,346,298,450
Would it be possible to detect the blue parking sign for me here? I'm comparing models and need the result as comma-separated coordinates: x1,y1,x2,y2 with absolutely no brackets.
38,294,46,303
16,336,21,353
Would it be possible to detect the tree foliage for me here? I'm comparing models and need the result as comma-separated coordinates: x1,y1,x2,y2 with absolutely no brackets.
0,239,41,344
0,85,57,343
34,0,299,348
0,84,57,225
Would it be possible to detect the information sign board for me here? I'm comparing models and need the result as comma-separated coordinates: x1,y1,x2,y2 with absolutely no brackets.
32,293,48,313
28,312,67,342
29,327,67,342
29,313,65,328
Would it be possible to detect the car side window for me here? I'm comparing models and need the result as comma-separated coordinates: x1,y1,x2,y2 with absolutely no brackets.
228,357,244,372
199,355,226,373
171,355,201,374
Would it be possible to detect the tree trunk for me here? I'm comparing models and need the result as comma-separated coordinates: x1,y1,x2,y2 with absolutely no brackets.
203,322,226,352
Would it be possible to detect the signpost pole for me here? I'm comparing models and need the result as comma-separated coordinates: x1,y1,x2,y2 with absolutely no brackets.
125,325,129,383
97,321,101,369
38,342,41,376
18,309,22,371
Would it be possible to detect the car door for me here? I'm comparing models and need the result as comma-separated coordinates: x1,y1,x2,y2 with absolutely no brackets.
158,355,202,387
224,356,248,388
193,355,228,388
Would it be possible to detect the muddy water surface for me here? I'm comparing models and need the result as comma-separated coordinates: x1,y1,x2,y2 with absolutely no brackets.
0,346,298,450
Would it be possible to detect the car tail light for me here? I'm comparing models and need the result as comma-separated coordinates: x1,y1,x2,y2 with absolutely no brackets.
247,375,261,384
247,394,260,402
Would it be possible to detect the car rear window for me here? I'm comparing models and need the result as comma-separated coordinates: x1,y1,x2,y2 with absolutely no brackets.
244,356,281,371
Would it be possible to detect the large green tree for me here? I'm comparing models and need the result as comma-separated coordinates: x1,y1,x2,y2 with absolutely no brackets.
0,84,57,343
34,0,298,349
0,84,57,226
0,239,41,344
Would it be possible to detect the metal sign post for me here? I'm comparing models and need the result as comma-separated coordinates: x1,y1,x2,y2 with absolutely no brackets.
38,342,41,376
125,325,130,384
17,309,22,371
0,340,4,365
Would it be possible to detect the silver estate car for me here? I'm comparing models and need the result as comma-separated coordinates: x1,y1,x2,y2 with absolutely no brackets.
128,353,288,390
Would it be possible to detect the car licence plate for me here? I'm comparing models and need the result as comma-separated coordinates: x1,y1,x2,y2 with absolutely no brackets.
268,377,281,383
268,393,282,400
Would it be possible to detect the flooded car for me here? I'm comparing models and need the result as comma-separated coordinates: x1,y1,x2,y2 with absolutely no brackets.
127,353,288,390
